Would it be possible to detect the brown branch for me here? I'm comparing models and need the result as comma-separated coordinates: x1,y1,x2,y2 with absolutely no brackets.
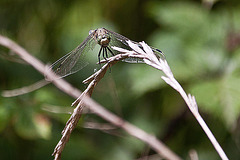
53,53,140,159
0,35,181,160
114,41,229,160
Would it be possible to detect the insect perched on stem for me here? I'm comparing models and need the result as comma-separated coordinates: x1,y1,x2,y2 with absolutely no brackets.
50,28,164,78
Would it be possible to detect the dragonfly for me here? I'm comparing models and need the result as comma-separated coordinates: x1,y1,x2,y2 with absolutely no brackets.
50,28,164,78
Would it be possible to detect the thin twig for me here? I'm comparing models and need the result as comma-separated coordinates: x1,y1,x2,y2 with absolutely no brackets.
2,79,49,97
83,121,117,130
0,35,181,160
113,41,229,160
53,52,178,159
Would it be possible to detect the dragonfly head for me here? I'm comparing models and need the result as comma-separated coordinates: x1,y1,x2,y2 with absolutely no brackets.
89,29,95,35
97,34,110,47
91,28,111,47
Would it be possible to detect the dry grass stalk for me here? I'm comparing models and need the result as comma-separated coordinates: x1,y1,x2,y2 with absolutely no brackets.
0,35,181,160
113,40,228,160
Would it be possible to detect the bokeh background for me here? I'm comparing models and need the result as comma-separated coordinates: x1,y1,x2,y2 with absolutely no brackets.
1,0,240,159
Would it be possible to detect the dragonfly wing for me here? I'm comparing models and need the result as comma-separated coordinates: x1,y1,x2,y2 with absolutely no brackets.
106,29,142,63
151,48,165,60
106,29,165,62
50,33,96,78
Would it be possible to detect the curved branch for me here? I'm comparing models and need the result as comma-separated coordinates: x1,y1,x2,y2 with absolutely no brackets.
0,35,181,160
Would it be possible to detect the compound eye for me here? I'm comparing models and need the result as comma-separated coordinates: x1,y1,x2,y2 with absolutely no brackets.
88,29,95,35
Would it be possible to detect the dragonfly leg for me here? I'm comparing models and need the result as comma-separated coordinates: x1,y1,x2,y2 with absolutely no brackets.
107,47,114,56
102,47,108,61
104,47,112,72
104,47,109,59
98,47,103,66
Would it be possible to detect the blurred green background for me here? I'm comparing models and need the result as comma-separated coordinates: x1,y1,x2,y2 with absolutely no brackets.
1,0,240,159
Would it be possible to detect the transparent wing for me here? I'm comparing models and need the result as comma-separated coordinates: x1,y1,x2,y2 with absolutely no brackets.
50,33,97,78
151,48,165,60
106,29,165,62
106,29,139,63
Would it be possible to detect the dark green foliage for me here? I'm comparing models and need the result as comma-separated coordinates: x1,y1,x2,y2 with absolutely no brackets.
0,0,240,159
